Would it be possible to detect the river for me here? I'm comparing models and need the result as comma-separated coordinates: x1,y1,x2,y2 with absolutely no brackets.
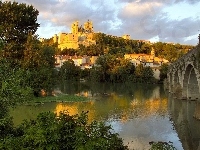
10,82,200,150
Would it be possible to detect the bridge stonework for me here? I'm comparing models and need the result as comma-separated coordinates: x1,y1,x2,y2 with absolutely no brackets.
168,47,200,100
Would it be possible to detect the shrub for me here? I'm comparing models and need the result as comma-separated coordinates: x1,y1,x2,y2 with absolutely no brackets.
0,111,128,150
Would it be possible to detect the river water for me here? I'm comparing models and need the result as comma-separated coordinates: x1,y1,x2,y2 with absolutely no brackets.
10,82,200,150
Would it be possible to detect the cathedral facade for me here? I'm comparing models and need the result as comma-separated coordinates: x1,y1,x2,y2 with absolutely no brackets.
53,20,96,50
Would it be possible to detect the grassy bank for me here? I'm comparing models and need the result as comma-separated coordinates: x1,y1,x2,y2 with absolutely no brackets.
26,94,90,104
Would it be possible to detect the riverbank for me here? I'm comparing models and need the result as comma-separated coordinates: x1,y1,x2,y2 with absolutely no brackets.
25,94,90,105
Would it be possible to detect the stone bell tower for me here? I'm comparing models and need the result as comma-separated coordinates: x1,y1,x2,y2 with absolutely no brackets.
71,21,79,34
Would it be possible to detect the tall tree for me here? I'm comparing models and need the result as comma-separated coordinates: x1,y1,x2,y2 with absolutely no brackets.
0,1,39,60
22,34,56,96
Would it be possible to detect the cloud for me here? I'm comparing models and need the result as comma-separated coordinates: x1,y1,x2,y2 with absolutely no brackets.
3,0,200,45
116,0,199,5
116,0,200,45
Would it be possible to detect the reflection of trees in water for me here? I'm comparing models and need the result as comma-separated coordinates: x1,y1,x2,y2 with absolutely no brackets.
54,82,168,124
10,103,56,126
58,81,166,100
169,97,200,150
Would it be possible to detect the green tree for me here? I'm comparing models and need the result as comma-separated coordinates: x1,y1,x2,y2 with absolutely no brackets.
135,64,154,83
90,66,104,82
159,63,169,82
60,48,77,56
22,34,56,96
140,43,151,54
0,59,32,118
162,44,178,62
135,64,144,78
60,60,81,81
153,42,164,57
142,66,154,83
0,1,39,60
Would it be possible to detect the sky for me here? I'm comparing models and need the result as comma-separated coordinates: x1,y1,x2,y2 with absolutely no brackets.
4,0,200,45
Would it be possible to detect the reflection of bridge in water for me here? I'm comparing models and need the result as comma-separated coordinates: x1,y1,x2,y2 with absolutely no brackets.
169,96,200,150
167,40,200,100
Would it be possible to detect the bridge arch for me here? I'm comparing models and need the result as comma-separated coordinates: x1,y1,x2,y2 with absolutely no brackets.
182,64,200,100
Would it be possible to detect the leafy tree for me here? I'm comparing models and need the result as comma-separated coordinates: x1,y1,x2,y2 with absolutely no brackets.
0,1,39,60
60,60,81,81
135,64,154,83
22,34,56,96
142,66,154,83
92,55,137,83
0,59,32,118
80,68,90,79
60,48,77,56
90,66,104,82
135,64,144,78
140,43,151,54
159,63,169,83
153,42,164,57
162,44,178,62
78,44,103,56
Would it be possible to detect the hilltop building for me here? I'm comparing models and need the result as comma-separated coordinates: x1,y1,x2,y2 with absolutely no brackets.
53,20,96,50
122,34,130,40
52,20,133,50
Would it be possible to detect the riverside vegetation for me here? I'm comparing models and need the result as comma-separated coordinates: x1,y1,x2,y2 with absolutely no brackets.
0,1,180,149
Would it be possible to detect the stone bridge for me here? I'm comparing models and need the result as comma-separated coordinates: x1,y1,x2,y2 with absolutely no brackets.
168,45,200,100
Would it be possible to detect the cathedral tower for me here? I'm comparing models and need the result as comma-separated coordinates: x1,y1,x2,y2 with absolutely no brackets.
84,20,93,33
71,21,79,34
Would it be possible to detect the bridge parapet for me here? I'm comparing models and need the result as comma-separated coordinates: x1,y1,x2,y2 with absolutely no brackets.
169,47,199,73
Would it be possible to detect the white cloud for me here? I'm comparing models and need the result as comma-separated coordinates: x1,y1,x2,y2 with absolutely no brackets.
2,0,200,45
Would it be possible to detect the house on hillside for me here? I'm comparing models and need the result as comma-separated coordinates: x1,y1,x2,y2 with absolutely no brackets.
124,48,169,79
54,55,98,69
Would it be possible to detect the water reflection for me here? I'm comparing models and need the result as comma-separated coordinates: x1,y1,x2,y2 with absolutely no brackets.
168,96,200,150
10,83,187,149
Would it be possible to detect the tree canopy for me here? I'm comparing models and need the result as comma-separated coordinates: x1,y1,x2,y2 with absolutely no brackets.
0,1,39,60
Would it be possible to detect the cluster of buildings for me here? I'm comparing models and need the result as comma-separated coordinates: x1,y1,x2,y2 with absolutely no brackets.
55,55,98,70
51,20,169,79
55,48,168,79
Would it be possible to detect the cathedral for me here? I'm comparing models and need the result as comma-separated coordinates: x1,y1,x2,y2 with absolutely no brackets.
53,20,96,50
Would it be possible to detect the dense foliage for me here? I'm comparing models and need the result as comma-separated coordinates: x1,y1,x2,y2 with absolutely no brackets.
58,32,193,63
0,59,32,118
0,1,56,96
22,34,56,96
58,54,155,83
159,63,169,83
90,55,155,83
0,111,128,150
0,1,39,61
